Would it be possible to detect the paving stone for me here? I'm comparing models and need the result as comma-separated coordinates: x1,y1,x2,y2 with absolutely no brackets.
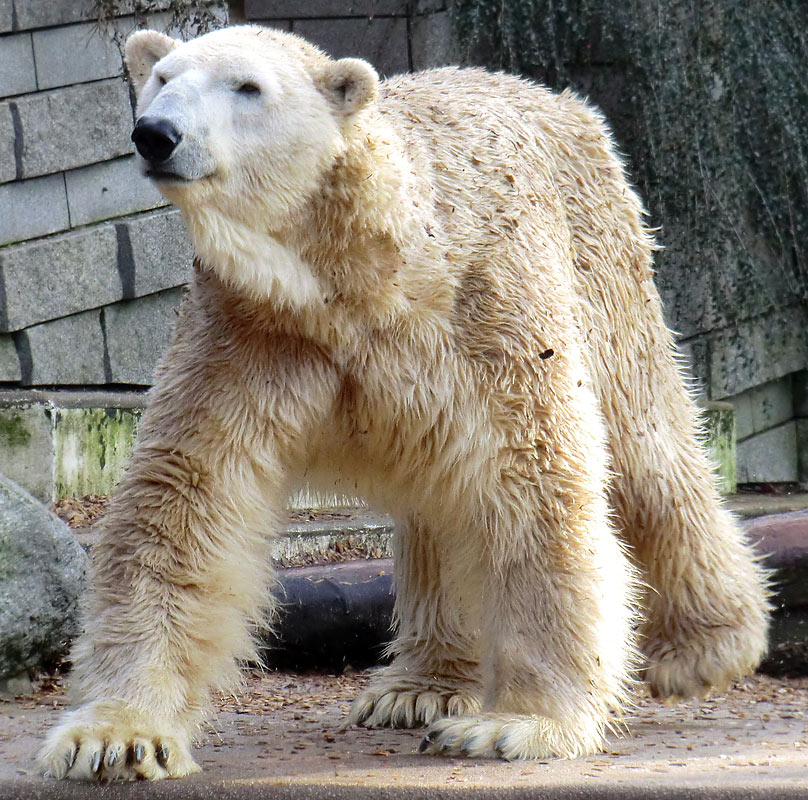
104,288,184,385
0,173,69,247
710,304,808,399
245,0,409,18
0,334,19,381
0,32,36,98
32,20,124,91
22,310,106,385
126,208,194,296
737,420,798,484
0,225,120,332
410,10,457,70
727,374,795,441
65,155,167,227
0,102,15,184
293,16,409,76
14,79,133,179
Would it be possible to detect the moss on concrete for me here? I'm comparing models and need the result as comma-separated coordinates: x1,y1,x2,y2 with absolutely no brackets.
702,401,737,495
0,413,31,449
53,408,141,499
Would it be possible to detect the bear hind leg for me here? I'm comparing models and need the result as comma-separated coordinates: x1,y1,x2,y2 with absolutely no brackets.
346,515,483,729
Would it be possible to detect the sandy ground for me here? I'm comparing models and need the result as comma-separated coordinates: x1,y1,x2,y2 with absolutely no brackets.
1,669,806,796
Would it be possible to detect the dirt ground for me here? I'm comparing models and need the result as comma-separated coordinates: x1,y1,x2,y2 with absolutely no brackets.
2,668,806,796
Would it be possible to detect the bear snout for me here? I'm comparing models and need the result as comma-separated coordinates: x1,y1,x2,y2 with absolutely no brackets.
132,116,182,164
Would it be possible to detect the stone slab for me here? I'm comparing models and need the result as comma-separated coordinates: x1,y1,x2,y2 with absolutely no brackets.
11,0,174,31
711,305,808,399
65,155,167,227
32,20,124,91
21,310,106,386
0,334,19,380
737,421,798,485
701,401,736,495
245,0,409,17
794,371,808,418
798,419,808,485
14,79,133,179
292,16,409,76
0,404,53,501
0,32,36,98
728,374,795,442
0,173,70,247
0,102,15,184
103,288,184,385
127,208,194,296
410,10,457,71
0,0,12,34
0,224,120,332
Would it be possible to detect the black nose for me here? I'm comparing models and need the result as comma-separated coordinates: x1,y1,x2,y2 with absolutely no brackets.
131,117,181,163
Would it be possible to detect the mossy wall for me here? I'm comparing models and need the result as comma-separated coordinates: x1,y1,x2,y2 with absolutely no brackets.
453,0,808,385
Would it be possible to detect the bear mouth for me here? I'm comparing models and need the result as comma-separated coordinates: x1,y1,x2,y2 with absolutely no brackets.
146,168,195,184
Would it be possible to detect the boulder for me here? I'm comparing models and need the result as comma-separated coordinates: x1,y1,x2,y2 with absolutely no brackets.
0,473,87,679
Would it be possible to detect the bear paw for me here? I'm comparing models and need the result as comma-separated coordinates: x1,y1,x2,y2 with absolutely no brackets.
417,713,603,760
38,702,200,782
345,675,482,729
643,621,767,702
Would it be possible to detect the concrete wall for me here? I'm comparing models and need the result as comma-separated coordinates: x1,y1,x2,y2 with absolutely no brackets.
0,0,804,483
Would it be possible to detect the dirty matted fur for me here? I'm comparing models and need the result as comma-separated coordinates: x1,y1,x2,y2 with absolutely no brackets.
38,26,769,781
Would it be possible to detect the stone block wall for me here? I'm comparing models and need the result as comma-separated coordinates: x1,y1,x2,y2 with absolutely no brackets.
0,0,804,484
0,1,226,387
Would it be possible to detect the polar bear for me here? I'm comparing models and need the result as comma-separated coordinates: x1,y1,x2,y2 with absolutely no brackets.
38,26,769,781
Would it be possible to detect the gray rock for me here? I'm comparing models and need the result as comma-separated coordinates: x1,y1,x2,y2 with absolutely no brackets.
0,472,88,680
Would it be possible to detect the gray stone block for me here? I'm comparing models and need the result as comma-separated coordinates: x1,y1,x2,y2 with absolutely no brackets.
127,208,194,296
33,20,124,91
737,421,798,484
246,0,408,18
710,305,808,399
22,309,106,385
727,375,794,442
11,0,176,31
0,173,70,247
794,371,808,418
0,404,53,501
0,102,15,183
410,10,457,71
675,335,709,398
65,154,167,227
0,224,121,332
0,335,19,381
0,473,88,679
0,0,12,34
104,288,184,385
293,17,409,76
15,79,133,179
798,418,808,484
0,32,36,98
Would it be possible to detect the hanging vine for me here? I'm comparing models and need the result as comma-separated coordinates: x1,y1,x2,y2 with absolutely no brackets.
453,0,808,334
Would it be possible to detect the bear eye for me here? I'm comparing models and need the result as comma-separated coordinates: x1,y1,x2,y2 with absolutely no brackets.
156,75,167,87
236,82,261,97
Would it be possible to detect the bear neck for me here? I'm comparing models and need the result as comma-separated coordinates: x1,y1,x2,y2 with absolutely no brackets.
186,113,453,345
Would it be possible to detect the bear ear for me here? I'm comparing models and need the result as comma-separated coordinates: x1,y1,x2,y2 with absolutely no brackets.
125,30,179,95
315,58,379,116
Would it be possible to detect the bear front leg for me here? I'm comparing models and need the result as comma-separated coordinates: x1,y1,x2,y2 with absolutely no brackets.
346,515,483,729
39,319,339,781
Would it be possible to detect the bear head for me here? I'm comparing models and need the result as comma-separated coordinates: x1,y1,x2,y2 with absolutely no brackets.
125,25,379,230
